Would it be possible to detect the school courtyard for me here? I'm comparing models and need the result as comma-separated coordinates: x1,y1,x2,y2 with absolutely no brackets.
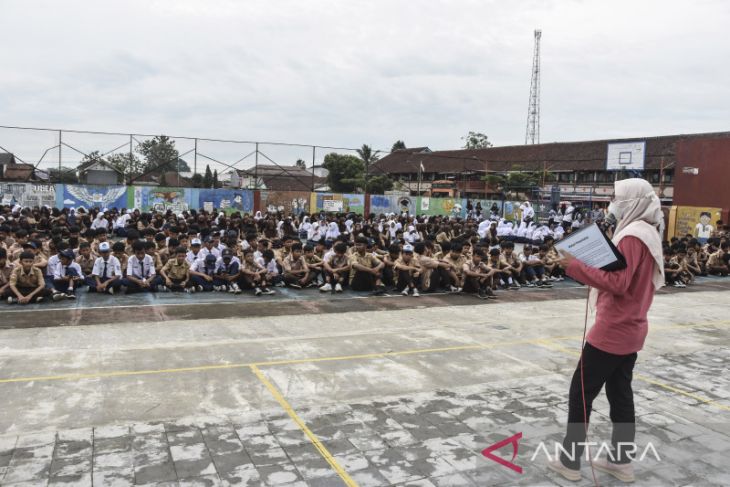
0,279,729,487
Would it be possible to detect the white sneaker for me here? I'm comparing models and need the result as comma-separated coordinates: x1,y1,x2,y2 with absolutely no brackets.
412,289,420,297
319,283,332,292
228,286,236,293
107,287,114,295
547,458,581,482
449,285,458,293
233,284,242,294
255,287,262,296
592,457,635,483
52,292,66,302
335,283,343,293
197,285,204,292
186,287,195,293
401,288,410,296
7,296,16,304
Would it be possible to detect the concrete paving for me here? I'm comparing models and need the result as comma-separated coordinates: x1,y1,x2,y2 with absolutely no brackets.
0,279,728,486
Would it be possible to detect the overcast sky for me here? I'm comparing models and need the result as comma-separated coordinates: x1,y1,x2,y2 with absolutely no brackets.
1,0,729,170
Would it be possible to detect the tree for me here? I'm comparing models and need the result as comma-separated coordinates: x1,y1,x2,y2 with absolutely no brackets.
322,153,365,193
136,136,179,175
107,153,144,180
175,158,191,172
190,173,204,188
213,169,219,188
49,167,79,183
203,165,213,188
356,144,380,169
364,175,394,194
391,140,406,151
461,131,493,150
295,158,307,169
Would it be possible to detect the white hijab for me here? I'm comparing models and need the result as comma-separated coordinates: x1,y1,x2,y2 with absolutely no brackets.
325,222,340,239
610,178,664,290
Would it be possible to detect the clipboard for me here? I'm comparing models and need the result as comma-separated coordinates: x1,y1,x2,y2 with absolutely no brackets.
554,223,626,271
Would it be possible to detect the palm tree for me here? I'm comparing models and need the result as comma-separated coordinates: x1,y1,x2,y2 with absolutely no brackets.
356,144,380,169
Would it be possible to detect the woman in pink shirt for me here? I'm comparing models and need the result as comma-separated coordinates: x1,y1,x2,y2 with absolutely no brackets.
549,179,665,483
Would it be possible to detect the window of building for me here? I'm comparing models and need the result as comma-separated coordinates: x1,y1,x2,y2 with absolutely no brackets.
663,170,674,183
557,172,574,183
647,171,660,184
595,171,614,183
576,171,595,183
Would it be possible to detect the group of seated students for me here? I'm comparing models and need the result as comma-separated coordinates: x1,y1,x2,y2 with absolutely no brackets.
0,204,727,305
663,236,730,288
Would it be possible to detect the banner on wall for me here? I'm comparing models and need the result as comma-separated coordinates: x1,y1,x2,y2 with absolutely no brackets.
134,186,190,212
369,194,414,215
323,199,343,212
62,185,128,209
416,197,465,218
198,189,253,214
260,191,309,215
0,183,56,208
671,206,723,238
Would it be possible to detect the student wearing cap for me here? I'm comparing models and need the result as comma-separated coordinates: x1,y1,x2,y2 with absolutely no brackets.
52,249,83,299
160,246,194,292
394,244,421,297
4,251,53,304
349,236,386,294
215,248,242,293
124,241,158,293
88,241,123,294
186,238,205,264
190,254,220,291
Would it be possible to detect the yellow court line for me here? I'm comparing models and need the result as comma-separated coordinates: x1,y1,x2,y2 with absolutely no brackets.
250,365,359,487
0,318,729,386
533,338,730,413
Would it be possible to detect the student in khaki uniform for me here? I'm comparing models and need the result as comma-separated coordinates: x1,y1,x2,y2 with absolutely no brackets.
160,247,193,292
394,244,421,297
282,242,312,289
303,244,324,285
707,242,729,276
0,248,15,298
462,248,497,299
112,242,128,278
4,251,53,304
239,250,275,296
7,230,28,262
381,244,401,288
440,242,468,293
320,242,350,293
349,237,385,294
75,242,95,279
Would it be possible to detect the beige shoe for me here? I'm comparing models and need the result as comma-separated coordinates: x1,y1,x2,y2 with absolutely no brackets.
547,458,581,481
592,457,635,482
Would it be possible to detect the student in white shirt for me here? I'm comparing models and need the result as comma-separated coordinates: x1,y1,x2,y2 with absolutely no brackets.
190,254,223,292
124,241,158,293
52,250,83,299
186,238,205,264
88,242,123,294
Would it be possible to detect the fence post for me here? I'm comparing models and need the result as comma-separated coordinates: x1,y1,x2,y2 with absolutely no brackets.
311,146,316,192
128,134,133,185
58,130,62,182
194,138,198,178
254,142,259,189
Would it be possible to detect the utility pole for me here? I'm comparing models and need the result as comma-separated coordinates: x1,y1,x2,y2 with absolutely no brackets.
525,29,542,145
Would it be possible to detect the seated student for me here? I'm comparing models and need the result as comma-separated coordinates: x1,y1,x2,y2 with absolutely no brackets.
348,237,385,294
543,236,565,281
0,249,15,298
75,242,95,280
707,241,729,276
124,241,158,293
381,244,401,289
156,237,178,272
461,248,497,299
240,249,275,296
486,247,512,290
88,242,123,294
123,229,140,255
275,235,294,266
499,241,523,289
440,242,467,293
664,249,684,287
413,241,444,293
45,240,64,288
52,249,83,299
519,245,552,288
282,242,312,289
673,245,694,285
684,243,703,277
92,228,109,255
190,254,222,291
4,251,53,304
215,248,242,293
320,242,350,293
112,241,128,278
160,246,194,292
394,244,421,297
303,244,324,285
186,238,205,264
260,249,284,287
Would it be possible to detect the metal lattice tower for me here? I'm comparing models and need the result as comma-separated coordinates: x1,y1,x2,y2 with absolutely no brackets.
525,29,541,145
